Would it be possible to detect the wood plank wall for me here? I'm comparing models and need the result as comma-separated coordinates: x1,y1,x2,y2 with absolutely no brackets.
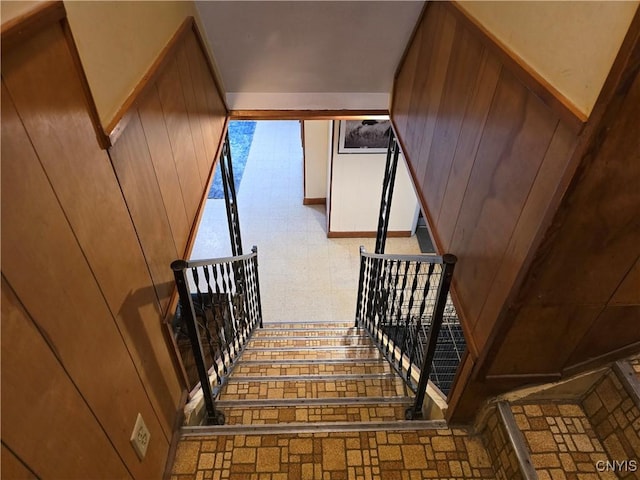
1,6,227,478
391,1,640,421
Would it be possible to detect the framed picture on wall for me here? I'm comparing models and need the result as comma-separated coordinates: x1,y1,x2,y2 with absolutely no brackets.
338,119,391,154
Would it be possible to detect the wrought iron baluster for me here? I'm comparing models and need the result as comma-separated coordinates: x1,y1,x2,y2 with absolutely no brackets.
408,254,457,420
375,130,400,255
202,264,222,384
393,260,411,370
219,134,243,257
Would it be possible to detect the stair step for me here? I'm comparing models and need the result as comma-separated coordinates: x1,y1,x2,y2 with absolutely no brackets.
248,337,373,348
227,373,397,383
182,419,447,436
240,347,382,361
253,327,364,337
262,321,354,329
218,377,410,401
511,402,610,478
220,402,412,425
175,428,496,479
232,361,394,377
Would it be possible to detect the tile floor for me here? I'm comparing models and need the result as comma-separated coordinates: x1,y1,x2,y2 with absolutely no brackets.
190,120,420,323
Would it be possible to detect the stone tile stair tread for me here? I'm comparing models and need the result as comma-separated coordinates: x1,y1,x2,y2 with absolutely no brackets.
248,338,374,348
232,361,394,377
220,403,413,425
226,373,399,382
214,396,415,407
261,321,354,329
239,349,383,360
172,430,496,479
511,401,612,478
218,378,410,401
253,327,365,337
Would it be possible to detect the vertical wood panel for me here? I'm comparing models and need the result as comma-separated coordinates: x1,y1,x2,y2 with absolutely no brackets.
1,279,130,479
449,69,557,330
176,37,210,185
2,24,181,439
184,31,222,165
157,58,203,222
109,111,177,311
611,256,640,305
138,88,191,255
407,4,454,189
424,22,484,225
392,20,423,139
1,444,38,480
437,50,502,250
0,83,167,478
473,122,576,350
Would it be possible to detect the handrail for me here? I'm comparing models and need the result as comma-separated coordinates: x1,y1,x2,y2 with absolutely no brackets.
355,247,463,419
171,246,263,425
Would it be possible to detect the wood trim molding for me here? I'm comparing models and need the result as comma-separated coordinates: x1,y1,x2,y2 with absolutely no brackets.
230,109,389,120
447,2,587,131
562,342,640,379
1,1,65,51
327,230,412,239
303,197,326,206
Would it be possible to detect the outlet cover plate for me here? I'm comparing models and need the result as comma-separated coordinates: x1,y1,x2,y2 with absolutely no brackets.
130,413,150,461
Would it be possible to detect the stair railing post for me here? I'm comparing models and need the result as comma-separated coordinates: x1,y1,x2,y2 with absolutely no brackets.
407,254,457,420
251,246,264,329
171,260,224,425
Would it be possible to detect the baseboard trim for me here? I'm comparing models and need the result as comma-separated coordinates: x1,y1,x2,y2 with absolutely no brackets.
327,230,412,238
303,197,326,205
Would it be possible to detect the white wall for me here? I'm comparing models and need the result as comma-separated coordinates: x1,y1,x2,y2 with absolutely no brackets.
458,1,638,117
328,121,419,234
303,121,330,200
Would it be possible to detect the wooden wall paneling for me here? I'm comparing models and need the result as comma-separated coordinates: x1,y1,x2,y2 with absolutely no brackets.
566,306,640,369
405,4,452,189
423,21,484,228
391,19,423,138
415,10,457,211
176,36,211,187
184,31,218,166
448,70,557,336
1,443,37,480
2,25,181,439
1,279,130,479
0,83,167,478
193,33,227,151
611,256,640,305
519,70,640,308
487,304,602,376
473,123,577,354
156,58,203,223
436,50,501,251
109,111,178,312
138,87,191,255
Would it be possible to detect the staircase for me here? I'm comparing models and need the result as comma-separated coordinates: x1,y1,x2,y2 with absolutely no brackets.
170,320,496,479
170,328,640,480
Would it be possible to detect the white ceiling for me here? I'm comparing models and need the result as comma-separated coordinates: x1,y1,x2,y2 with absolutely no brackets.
195,1,425,110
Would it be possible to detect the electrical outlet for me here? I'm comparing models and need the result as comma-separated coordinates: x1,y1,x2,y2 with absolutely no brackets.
130,413,151,461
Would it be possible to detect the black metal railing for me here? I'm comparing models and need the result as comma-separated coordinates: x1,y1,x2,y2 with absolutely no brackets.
171,246,263,425
355,247,464,419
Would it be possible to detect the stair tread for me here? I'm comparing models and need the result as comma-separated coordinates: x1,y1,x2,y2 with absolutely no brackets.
219,377,410,401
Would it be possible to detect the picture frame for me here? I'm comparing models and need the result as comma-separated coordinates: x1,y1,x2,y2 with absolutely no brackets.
338,119,391,154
